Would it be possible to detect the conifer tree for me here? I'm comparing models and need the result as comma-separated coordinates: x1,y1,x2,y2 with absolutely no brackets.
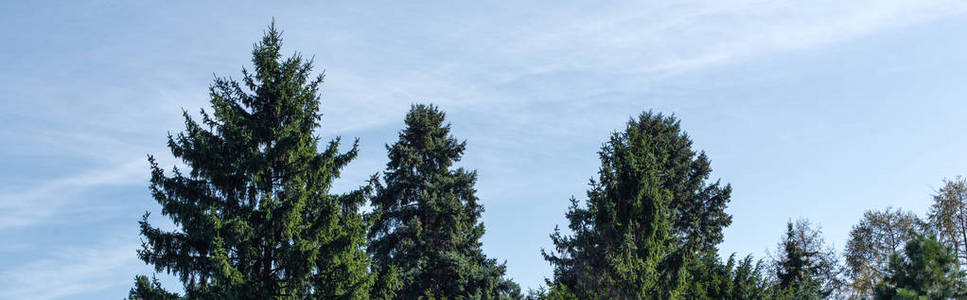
129,276,179,300
132,23,373,299
875,235,967,298
771,219,841,299
542,111,732,298
678,253,774,299
368,104,520,299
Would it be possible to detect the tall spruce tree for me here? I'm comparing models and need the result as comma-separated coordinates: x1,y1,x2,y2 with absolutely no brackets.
542,111,732,299
132,23,373,299
368,104,519,299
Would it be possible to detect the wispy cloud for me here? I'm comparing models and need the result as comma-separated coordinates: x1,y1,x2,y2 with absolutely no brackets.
502,0,967,75
0,239,141,299
309,0,967,138
0,158,147,229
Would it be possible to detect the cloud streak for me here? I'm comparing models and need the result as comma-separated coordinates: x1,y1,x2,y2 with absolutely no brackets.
0,239,142,299
0,158,147,229
502,0,967,75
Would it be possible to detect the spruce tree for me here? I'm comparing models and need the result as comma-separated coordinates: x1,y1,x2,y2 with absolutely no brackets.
132,23,373,299
542,111,732,298
367,104,520,299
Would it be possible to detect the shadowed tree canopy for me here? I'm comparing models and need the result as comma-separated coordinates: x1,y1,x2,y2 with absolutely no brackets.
541,111,732,299
367,104,520,299
131,23,373,299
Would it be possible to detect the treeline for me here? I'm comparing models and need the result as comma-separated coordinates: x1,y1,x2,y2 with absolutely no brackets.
128,24,967,300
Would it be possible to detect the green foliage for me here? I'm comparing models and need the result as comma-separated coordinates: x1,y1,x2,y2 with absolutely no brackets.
525,283,579,300
844,207,925,298
129,275,180,300
874,235,966,299
682,253,773,299
367,104,520,299
133,23,372,299
727,255,774,299
542,111,732,298
772,219,841,299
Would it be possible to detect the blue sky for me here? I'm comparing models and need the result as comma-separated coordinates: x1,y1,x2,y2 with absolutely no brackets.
3,1,967,298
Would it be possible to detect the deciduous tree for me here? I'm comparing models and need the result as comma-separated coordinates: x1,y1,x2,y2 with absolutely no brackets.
929,177,967,267
843,207,924,298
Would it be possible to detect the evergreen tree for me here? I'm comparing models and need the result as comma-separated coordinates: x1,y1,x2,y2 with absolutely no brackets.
682,253,773,299
524,284,579,300
874,235,966,299
542,111,732,298
771,219,841,299
133,23,373,299
129,276,179,300
368,104,520,299
726,255,773,299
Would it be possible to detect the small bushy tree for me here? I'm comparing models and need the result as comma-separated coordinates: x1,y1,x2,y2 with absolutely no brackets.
875,235,966,299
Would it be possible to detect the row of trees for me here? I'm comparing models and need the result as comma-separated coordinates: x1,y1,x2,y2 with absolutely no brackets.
131,25,517,300
840,180,967,299
129,24,967,299
532,113,967,299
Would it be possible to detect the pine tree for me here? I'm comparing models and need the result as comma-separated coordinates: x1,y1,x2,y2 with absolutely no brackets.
133,23,373,299
542,111,732,298
874,235,967,299
368,104,520,299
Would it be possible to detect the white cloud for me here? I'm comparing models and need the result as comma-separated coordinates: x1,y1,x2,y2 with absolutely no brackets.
310,0,967,137
0,158,147,229
503,0,967,75
0,240,141,299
